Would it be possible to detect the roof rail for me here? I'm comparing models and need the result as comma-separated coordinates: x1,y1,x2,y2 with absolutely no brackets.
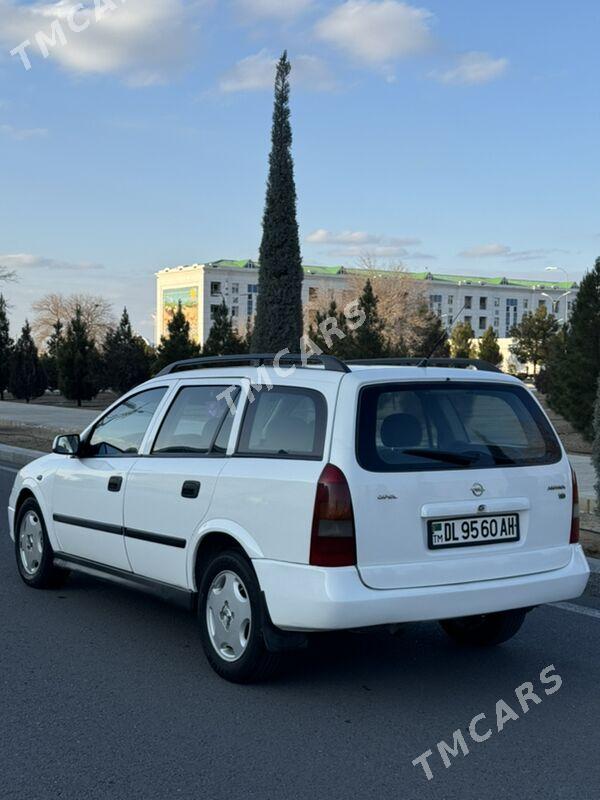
156,353,351,377
345,357,503,373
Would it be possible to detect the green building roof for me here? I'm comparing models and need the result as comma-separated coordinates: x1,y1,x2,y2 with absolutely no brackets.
203,260,575,290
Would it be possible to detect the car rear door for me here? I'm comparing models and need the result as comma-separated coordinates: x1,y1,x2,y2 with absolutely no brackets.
122,378,245,588
333,377,573,590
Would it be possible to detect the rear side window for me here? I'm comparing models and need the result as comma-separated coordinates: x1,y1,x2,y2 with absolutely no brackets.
357,382,561,472
152,385,239,455
237,387,327,459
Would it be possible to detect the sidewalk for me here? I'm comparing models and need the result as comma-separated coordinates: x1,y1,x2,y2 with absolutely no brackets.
0,401,97,431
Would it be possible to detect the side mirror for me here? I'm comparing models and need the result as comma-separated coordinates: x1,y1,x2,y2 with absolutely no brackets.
52,434,81,456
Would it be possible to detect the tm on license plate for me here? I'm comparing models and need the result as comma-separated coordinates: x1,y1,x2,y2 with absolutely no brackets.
428,514,520,549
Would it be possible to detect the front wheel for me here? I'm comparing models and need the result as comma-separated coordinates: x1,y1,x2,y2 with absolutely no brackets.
14,498,69,589
440,608,527,646
198,550,281,683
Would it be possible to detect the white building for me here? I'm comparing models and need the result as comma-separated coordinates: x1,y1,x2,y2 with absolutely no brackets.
155,260,578,346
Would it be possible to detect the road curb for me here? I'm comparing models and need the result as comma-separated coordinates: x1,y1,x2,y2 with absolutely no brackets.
0,443,46,469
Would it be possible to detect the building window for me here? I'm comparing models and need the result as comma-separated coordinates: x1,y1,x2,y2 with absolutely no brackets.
231,283,239,296
232,306,239,318
447,295,454,306
429,294,443,316
464,315,472,327
479,316,487,331
248,284,258,294
523,299,529,310
447,315,453,327
506,299,518,332
210,304,221,321
538,299,546,308
464,296,472,309
479,297,487,310
210,282,221,297
494,297,500,307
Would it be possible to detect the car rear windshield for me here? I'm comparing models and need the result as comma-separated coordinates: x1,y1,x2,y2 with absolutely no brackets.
356,381,562,473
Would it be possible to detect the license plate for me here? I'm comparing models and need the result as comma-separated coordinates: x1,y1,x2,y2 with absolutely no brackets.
428,514,520,550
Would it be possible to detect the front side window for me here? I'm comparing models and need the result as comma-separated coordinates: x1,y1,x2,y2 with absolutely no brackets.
357,382,561,473
237,387,326,459
87,387,167,457
152,385,239,455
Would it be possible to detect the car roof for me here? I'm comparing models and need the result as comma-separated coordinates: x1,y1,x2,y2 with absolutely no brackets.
141,364,521,390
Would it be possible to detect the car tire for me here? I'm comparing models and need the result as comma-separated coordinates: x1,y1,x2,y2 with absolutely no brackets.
14,498,69,590
440,608,527,647
198,549,282,683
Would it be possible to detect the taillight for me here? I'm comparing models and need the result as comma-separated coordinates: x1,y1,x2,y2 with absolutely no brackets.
310,464,356,567
570,466,580,544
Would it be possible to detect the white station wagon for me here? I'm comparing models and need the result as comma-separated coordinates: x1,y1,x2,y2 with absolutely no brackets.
8,355,590,682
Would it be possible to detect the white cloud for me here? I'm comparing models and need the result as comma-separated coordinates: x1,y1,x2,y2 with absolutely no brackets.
219,50,335,92
0,124,48,140
460,243,512,258
433,51,508,85
0,253,104,271
315,1,434,64
306,229,432,260
459,243,569,262
233,0,314,20
306,229,420,246
0,0,199,85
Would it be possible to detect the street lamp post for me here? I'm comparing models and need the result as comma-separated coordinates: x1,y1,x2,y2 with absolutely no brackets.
545,266,572,322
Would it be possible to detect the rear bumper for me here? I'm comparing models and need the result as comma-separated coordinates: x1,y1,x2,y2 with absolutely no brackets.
253,545,590,631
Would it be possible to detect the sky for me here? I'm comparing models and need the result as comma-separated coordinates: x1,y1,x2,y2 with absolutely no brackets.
0,0,599,340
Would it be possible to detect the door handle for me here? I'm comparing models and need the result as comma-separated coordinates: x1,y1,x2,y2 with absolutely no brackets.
108,475,123,493
181,480,201,499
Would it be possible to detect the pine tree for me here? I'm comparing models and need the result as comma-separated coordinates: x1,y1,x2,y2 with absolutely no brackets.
409,307,450,358
477,326,503,367
450,321,474,358
509,305,559,374
307,300,355,359
252,52,303,353
40,319,63,391
545,258,600,439
0,294,13,400
154,300,201,373
102,308,153,395
203,301,245,357
8,321,47,403
58,306,101,407
593,376,600,509
351,280,388,358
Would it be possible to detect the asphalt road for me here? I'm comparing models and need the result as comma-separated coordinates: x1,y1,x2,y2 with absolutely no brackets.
1,463,599,800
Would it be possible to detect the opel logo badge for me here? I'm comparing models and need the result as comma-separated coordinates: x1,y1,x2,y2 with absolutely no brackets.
471,483,485,497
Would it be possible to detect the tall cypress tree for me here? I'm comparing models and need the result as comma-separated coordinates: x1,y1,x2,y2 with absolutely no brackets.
102,308,153,395
8,321,47,403
252,52,303,353
477,326,503,367
450,321,474,358
154,300,201,373
409,306,450,358
0,294,13,400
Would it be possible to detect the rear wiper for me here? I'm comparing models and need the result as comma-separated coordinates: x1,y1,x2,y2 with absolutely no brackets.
402,448,477,466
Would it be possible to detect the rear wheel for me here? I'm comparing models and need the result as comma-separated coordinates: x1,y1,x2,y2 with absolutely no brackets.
15,498,69,589
440,608,527,646
198,550,281,683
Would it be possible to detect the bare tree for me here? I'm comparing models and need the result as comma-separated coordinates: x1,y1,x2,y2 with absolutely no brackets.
31,293,114,346
0,266,16,283
347,253,429,353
